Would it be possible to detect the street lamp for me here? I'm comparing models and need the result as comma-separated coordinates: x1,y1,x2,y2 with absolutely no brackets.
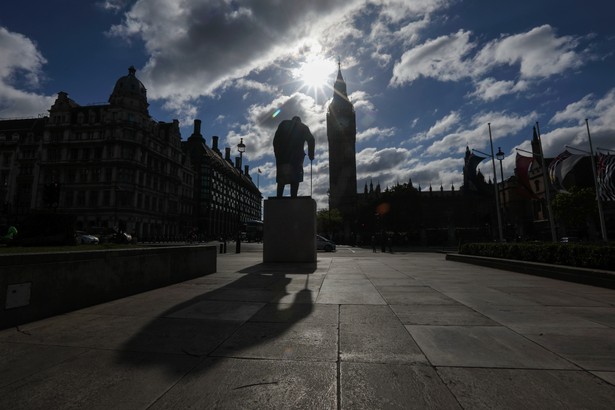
496,147,505,179
236,138,246,253
496,147,505,238
327,189,331,240
237,138,246,168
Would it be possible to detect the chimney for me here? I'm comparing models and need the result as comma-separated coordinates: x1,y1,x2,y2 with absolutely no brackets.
212,136,220,153
225,147,231,163
193,119,201,135
244,165,249,176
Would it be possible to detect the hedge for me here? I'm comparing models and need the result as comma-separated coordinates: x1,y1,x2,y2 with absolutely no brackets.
459,242,615,271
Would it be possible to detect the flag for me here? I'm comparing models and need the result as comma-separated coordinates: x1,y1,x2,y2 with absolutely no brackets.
463,149,486,191
258,168,262,174
548,150,571,191
465,152,486,174
598,154,615,201
514,153,537,199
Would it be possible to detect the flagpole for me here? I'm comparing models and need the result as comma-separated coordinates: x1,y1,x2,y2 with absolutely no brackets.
585,119,608,241
488,123,504,242
535,122,557,242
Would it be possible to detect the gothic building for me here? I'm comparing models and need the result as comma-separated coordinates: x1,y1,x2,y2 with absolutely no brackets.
0,67,261,242
326,63,357,241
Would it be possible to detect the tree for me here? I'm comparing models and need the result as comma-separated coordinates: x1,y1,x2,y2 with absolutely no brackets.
316,208,343,239
552,186,597,235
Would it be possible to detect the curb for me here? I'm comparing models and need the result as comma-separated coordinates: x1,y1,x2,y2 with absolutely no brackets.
446,253,615,289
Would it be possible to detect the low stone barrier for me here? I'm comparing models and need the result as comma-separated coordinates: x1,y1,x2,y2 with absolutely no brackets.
446,253,615,289
1,245,217,329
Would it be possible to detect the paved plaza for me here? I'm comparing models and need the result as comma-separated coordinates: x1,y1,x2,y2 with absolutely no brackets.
1,246,614,409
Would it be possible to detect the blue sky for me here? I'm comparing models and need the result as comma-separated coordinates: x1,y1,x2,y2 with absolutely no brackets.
1,0,614,208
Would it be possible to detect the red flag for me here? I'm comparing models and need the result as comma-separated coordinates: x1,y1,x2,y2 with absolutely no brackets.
515,153,537,199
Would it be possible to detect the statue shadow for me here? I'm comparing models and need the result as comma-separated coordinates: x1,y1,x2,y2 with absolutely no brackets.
116,262,317,374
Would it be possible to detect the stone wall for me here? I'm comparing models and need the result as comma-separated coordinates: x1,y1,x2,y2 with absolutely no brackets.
0,246,217,329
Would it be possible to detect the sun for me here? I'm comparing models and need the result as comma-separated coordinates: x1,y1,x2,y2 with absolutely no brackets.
293,55,335,91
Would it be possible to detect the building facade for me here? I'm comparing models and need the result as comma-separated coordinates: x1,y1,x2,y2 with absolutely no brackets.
0,67,261,242
326,63,357,242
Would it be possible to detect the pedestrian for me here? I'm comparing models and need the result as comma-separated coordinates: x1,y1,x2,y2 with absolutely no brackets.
371,235,377,252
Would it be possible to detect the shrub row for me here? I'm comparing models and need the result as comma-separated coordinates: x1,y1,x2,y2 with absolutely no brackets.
459,242,615,271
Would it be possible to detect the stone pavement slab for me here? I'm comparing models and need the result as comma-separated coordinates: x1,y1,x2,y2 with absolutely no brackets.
1,248,614,409
407,325,579,369
438,367,615,410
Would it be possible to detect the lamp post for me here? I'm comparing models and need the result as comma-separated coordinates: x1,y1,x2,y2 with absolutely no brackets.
327,189,331,240
488,125,504,242
496,147,505,239
236,138,246,254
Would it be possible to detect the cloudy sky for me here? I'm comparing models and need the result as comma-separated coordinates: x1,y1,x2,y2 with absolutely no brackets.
1,0,614,208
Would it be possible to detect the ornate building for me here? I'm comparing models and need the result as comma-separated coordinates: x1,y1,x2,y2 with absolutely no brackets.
0,67,261,242
326,63,357,242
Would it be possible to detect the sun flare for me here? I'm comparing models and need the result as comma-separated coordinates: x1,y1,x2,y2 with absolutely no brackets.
294,55,334,91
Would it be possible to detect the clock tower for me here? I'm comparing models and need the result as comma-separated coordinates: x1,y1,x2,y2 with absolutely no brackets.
327,63,357,241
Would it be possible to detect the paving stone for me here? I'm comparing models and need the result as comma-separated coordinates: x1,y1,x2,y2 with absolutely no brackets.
341,322,427,364
149,357,336,409
406,325,578,369
477,306,608,334
439,367,615,410
250,303,338,324
442,289,541,308
339,304,401,325
317,280,386,304
167,300,265,321
493,286,611,307
0,349,197,410
591,371,615,385
1,313,241,357
391,304,497,326
212,321,338,361
524,328,615,371
559,306,615,327
341,362,461,409
378,286,461,305
369,278,420,287
0,342,88,389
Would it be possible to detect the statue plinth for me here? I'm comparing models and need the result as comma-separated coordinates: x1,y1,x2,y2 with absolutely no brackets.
263,197,316,263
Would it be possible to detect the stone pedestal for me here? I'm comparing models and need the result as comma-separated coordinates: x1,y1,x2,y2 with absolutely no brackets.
263,197,316,263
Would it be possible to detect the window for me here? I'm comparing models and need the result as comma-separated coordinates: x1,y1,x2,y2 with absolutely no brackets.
89,191,99,207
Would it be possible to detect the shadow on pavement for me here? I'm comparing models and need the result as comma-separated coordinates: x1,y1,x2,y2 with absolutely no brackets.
116,262,317,373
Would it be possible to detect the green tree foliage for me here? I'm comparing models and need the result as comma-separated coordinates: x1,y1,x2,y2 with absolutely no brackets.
316,208,343,236
552,186,597,230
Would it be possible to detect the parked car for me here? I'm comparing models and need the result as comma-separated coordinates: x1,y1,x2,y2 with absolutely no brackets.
75,231,99,244
317,235,336,252
107,230,132,244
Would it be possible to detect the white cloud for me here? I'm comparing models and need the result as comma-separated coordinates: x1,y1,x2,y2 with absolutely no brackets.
427,111,460,138
540,88,615,156
357,126,396,143
108,0,365,117
469,78,527,102
390,30,475,86
0,27,55,118
425,110,538,156
474,25,585,79
391,24,592,102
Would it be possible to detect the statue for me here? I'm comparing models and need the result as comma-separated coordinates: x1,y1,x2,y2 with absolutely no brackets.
273,116,315,197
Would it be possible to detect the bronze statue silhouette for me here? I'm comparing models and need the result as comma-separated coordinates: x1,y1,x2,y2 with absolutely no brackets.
273,116,315,197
